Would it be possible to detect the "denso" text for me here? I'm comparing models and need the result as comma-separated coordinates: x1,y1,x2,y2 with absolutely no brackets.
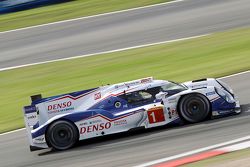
47,101,72,111
80,122,111,134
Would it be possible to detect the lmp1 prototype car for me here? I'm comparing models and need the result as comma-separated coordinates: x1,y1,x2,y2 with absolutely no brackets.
23,77,240,151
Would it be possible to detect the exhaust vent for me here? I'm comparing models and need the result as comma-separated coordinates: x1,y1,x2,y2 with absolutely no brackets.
192,78,207,83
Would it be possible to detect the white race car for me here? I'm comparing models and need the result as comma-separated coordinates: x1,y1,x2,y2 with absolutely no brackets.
23,77,240,151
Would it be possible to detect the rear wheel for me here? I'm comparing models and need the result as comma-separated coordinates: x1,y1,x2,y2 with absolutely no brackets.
46,120,78,150
178,94,210,123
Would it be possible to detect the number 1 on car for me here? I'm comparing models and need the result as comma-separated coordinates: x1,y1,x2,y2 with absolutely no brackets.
147,107,165,124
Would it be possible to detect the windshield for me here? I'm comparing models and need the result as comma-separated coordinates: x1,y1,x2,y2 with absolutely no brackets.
117,82,187,106
161,81,187,91
125,91,153,104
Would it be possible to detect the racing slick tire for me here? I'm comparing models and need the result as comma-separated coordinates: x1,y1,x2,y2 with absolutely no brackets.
178,93,210,123
46,120,79,150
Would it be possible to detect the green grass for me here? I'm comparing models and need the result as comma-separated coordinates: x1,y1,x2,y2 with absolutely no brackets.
0,0,170,32
182,149,250,167
1,28,250,133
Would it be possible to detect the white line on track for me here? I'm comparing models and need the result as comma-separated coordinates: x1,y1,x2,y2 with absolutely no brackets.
134,135,250,167
219,70,250,79
0,34,209,72
0,0,186,34
219,140,250,152
0,128,25,136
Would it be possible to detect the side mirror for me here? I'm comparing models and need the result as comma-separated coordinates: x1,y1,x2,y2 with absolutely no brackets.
155,92,168,100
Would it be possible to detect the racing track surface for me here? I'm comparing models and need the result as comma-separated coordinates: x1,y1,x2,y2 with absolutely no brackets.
0,73,249,167
1,0,250,69
1,0,250,166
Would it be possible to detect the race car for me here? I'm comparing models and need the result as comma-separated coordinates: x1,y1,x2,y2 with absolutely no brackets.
23,77,240,151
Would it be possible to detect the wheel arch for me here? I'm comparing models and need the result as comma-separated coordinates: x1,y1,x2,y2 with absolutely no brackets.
45,118,80,148
176,92,212,121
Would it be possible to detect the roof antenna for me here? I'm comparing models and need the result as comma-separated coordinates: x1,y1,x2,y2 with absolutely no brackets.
98,80,104,87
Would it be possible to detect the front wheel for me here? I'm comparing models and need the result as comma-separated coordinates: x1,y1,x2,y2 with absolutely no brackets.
46,120,78,150
178,94,210,123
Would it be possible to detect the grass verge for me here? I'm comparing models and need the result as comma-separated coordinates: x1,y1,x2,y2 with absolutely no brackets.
182,149,250,167
0,0,170,32
0,28,250,133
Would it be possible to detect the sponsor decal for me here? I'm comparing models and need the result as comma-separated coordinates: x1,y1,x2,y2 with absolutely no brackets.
80,122,111,134
98,105,105,109
94,92,101,100
168,98,177,103
114,101,122,108
114,119,127,126
170,109,176,115
206,91,216,96
218,110,233,114
47,101,74,114
147,107,165,124
90,120,102,124
212,111,219,116
123,104,128,108
125,81,140,87
24,106,36,112
213,110,234,116
114,78,152,89
34,137,45,143
191,84,207,88
48,101,72,110
141,77,153,83
27,115,36,120
79,122,88,126
167,108,177,119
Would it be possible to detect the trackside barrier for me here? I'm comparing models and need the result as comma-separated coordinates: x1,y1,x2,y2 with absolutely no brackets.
0,0,69,14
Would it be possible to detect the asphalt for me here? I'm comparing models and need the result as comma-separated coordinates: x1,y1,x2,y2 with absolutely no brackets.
0,0,250,166
1,0,250,69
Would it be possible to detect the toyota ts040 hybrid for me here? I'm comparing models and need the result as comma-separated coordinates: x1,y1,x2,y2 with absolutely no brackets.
23,77,240,151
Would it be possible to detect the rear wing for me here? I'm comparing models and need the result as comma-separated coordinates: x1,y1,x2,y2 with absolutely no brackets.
23,105,38,145
23,94,41,131
23,94,49,151
23,106,38,128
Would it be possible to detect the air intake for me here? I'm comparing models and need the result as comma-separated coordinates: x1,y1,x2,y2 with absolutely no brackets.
192,78,207,83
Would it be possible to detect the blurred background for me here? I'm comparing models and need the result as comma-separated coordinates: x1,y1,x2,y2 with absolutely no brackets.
0,0,250,167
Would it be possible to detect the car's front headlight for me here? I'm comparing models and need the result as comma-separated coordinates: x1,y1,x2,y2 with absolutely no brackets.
215,87,235,103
